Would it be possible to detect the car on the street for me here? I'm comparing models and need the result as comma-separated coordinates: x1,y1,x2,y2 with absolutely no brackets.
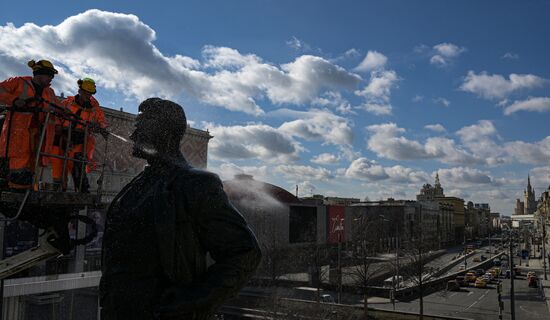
455,276,469,287
446,280,461,291
475,269,484,277
494,260,501,266
473,256,481,262
475,278,487,288
484,272,495,282
465,272,477,282
458,264,466,271
480,255,487,261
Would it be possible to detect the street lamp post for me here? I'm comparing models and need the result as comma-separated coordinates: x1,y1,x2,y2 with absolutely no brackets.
379,215,399,289
503,226,516,320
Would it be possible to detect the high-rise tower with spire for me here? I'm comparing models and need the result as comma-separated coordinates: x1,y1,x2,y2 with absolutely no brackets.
524,174,537,214
516,174,537,215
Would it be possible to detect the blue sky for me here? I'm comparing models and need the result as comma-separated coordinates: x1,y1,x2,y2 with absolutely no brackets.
1,0,549,214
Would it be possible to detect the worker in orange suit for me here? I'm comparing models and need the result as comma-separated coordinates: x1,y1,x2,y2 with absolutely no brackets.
51,78,106,192
0,60,61,189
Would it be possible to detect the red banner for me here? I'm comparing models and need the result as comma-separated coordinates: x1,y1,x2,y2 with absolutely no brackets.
327,205,345,243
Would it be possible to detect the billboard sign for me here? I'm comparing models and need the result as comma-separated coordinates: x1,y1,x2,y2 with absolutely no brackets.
328,205,345,243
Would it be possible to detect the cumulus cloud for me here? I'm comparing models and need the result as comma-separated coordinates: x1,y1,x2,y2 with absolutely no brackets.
501,52,519,60
311,153,340,165
436,167,496,186
207,123,302,162
430,43,466,66
454,120,550,166
277,108,354,146
0,10,362,115
412,95,424,102
530,166,550,187
344,157,429,183
460,71,546,100
367,123,431,160
433,97,450,107
424,124,446,132
503,97,550,115
355,70,398,115
286,36,312,51
276,164,333,181
345,158,389,181
455,120,504,165
367,123,483,165
504,137,550,165
354,50,388,72
312,91,355,114
360,103,392,115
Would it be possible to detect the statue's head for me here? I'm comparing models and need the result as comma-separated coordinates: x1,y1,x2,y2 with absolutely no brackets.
130,98,187,160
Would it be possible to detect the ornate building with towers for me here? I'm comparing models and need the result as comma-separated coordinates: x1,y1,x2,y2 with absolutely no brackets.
515,175,538,215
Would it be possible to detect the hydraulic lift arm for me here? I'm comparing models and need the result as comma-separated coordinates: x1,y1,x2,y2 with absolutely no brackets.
0,228,61,280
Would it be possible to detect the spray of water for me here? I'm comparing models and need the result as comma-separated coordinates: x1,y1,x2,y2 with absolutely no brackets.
108,132,130,143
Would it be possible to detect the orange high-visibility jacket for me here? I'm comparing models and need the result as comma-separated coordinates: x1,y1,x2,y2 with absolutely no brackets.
61,95,106,172
0,76,60,170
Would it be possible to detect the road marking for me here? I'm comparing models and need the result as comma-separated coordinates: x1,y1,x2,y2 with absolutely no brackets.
467,291,474,296
464,289,490,310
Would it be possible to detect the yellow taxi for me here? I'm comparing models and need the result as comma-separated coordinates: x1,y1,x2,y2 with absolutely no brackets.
465,272,477,282
473,256,481,262
490,268,500,277
475,278,487,288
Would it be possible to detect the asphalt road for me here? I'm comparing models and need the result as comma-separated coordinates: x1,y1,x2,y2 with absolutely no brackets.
375,266,549,320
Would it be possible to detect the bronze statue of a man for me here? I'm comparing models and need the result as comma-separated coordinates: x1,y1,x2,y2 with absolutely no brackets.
99,98,261,319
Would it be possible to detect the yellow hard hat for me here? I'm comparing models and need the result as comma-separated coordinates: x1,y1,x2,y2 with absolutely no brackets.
78,77,97,94
28,59,58,75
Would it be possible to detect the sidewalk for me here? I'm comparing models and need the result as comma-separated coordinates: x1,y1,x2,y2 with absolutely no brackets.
522,257,550,313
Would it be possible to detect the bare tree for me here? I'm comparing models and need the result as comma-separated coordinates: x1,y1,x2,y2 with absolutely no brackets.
347,213,386,320
397,220,437,320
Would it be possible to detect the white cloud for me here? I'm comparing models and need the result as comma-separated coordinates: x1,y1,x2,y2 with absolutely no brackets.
311,153,340,165
367,123,430,160
436,167,496,186
430,43,466,66
276,165,333,181
501,52,519,60
412,95,424,102
207,123,302,162
530,166,550,187
344,157,429,183
424,124,446,132
312,91,355,114
433,97,450,107
356,70,398,100
354,50,388,72
355,70,398,115
504,137,550,165
0,10,362,116
460,71,546,100
277,108,354,146
360,103,392,115
503,97,550,115
286,36,312,51
344,158,389,181
367,123,483,165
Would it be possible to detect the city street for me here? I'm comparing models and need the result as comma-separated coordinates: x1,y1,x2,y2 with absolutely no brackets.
375,264,549,319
